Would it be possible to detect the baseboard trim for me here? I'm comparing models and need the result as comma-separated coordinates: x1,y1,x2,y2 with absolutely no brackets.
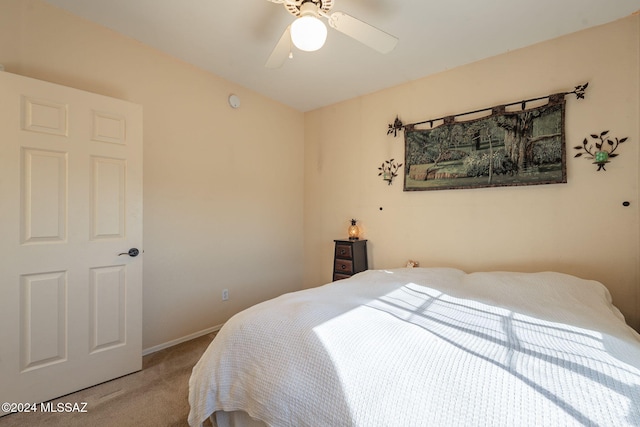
142,323,224,356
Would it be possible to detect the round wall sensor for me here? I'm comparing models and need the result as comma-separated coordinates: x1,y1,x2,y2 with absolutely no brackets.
228,94,240,109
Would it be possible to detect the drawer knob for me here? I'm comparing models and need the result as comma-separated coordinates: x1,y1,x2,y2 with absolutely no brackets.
340,249,346,255
341,265,346,270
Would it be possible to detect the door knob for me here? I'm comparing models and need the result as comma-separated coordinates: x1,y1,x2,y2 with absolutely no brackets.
118,248,140,257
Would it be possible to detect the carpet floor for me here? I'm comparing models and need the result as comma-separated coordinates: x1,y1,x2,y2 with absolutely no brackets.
0,332,217,427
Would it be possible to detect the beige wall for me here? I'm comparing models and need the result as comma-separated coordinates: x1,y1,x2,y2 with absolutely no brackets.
304,15,640,330
0,0,305,349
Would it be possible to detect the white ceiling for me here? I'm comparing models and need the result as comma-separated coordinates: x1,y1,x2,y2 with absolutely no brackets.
43,0,639,112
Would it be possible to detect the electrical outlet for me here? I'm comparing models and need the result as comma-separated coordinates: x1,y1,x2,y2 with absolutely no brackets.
222,289,229,301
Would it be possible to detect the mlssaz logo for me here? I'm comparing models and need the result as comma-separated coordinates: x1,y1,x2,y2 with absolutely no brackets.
39,402,89,413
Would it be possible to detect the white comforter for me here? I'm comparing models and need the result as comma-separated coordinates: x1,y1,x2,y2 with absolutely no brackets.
188,268,640,426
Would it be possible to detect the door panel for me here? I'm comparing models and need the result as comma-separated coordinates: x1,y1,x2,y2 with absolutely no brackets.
20,271,67,371
21,148,68,243
0,71,143,412
91,156,126,240
22,96,68,137
89,265,126,353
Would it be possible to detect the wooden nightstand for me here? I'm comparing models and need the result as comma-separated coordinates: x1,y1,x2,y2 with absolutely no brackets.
333,239,368,281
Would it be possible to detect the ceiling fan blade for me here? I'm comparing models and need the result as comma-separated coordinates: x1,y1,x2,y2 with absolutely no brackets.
265,26,292,69
327,11,398,54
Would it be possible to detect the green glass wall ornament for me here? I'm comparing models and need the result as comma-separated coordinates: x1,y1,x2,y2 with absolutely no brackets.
574,130,628,171
378,159,402,185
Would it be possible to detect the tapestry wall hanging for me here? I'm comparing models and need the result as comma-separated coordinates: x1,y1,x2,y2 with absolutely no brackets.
394,84,587,192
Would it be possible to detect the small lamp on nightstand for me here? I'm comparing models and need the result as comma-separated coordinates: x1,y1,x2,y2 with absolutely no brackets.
348,219,360,240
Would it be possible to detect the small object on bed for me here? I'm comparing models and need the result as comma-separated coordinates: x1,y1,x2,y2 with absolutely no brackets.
405,259,419,268
189,268,640,427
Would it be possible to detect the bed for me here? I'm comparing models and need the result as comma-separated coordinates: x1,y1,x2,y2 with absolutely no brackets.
188,268,640,426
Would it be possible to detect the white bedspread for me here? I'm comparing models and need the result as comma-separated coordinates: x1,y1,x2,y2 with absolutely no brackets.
188,268,640,426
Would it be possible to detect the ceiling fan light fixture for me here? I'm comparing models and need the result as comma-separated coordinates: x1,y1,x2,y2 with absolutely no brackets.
291,15,327,52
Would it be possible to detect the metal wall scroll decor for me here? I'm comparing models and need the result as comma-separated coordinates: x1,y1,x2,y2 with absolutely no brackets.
378,158,402,185
573,130,628,171
387,83,588,191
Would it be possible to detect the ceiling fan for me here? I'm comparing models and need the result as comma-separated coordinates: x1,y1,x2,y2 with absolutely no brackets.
265,0,398,68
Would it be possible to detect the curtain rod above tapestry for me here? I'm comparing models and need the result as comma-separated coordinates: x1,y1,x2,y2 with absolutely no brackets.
387,83,588,138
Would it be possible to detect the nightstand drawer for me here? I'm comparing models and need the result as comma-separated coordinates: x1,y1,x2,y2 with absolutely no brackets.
335,244,352,259
334,258,353,274
333,273,352,281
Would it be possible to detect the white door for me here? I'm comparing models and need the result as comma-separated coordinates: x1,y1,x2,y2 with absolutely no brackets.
0,71,143,411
